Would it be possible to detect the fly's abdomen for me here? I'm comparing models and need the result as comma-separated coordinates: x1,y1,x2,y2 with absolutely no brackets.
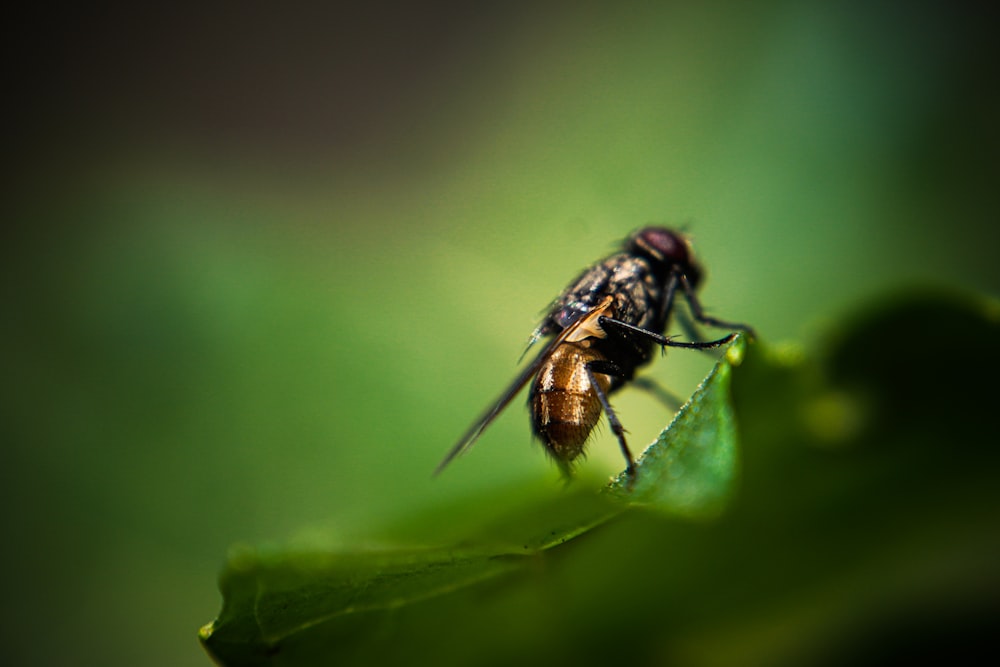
529,343,610,464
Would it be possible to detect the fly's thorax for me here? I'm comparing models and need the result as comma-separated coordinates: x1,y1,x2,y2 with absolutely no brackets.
529,342,611,464
605,256,667,332
538,252,666,336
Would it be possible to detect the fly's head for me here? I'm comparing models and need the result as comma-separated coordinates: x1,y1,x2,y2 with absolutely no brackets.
628,227,703,288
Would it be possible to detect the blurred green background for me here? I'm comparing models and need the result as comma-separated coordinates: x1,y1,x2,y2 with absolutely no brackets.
4,2,998,666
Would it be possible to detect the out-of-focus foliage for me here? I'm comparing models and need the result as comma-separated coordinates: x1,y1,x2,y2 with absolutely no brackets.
201,295,1000,666
4,3,998,667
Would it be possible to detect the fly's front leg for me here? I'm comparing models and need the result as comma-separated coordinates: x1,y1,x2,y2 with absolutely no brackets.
677,273,756,340
586,359,636,483
656,271,681,328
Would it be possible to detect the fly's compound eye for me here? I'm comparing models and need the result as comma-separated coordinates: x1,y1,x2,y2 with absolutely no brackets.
629,226,702,287
630,227,690,265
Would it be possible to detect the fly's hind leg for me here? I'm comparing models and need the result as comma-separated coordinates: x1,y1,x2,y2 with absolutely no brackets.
586,359,636,484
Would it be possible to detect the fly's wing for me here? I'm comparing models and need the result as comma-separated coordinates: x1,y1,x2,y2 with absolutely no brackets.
433,336,560,476
434,296,613,476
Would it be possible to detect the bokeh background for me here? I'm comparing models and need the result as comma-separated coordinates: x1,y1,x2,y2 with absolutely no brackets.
4,2,998,666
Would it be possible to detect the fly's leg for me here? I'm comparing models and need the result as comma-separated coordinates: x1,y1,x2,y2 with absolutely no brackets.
656,269,755,343
674,311,702,349
599,316,738,350
657,271,681,327
677,272,757,340
586,359,636,484
631,376,683,411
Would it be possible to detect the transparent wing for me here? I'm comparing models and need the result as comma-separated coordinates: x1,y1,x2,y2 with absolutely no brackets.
433,337,560,475
434,296,613,475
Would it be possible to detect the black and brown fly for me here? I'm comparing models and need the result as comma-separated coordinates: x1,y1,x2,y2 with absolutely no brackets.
435,227,754,481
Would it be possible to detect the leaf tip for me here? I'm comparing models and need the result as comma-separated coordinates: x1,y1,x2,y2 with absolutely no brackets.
198,621,215,642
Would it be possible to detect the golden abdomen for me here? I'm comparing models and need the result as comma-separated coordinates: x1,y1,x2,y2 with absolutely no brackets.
529,342,611,464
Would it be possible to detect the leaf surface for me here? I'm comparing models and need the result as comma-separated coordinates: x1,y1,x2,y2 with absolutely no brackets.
201,339,747,665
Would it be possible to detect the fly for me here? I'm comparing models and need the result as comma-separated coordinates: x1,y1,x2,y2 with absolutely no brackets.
434,226,754,480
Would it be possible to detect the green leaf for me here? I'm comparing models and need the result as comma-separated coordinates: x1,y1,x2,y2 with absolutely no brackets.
199,488,625,666
200,338,746,666
200,291,1000,666
606,334,747,517
199,546,524,667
